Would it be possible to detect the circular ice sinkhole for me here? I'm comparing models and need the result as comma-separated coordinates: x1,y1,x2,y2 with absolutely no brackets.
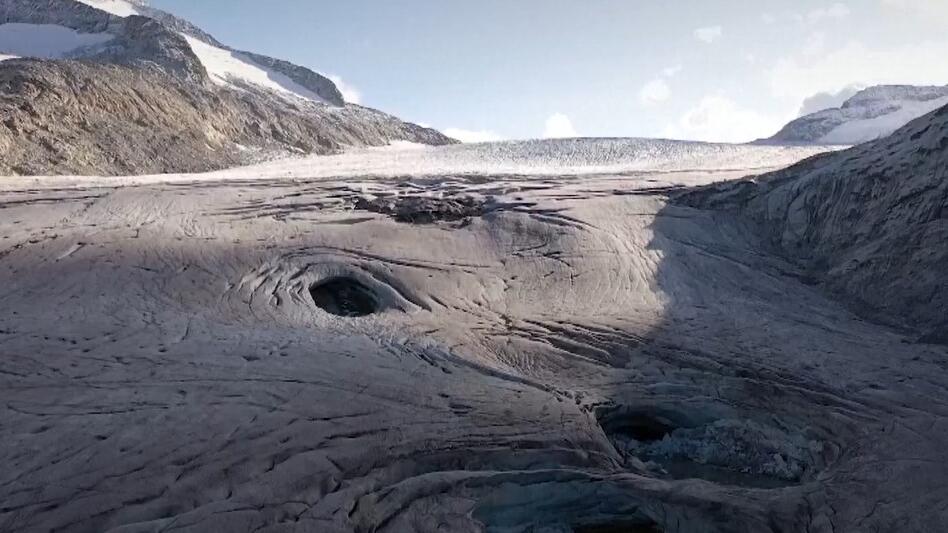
309,277,380,317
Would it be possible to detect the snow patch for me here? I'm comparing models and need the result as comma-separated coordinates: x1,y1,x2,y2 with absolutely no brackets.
183,35,327,104
0,23,113,59
74,0,142,17
0,53,19,62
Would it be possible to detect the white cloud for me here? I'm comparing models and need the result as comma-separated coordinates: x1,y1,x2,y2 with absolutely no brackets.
639,65,681,107
807,3,851,23
769,39,948,105
761,13,776,24
443,128,504,143
797,85,865,116
802,31,827,56
663,95,791,143
694,25,723,43
639,78,671,106
328,74,362,104
543,113,579,138
880,0,948,23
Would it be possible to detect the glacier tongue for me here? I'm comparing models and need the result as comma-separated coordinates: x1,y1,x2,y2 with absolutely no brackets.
2,120,947,531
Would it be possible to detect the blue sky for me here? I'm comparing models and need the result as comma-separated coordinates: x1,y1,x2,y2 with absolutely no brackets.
150,0,948,142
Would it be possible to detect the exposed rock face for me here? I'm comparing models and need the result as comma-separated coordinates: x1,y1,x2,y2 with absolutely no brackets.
0,0,117,32
112,0,346,104
0,59,449,175
130,1,225,47
89,15,208,79
684,103,948,342
0,0,454,175
235,50,346,106
763,84,948,145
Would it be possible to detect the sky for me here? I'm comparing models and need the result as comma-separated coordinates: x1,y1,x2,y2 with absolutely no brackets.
149,0,948,143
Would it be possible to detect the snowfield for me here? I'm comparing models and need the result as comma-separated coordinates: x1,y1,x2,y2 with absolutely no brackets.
75,0,142,17
79,0,141,17
2,138,837,189
182,35,331,104
0,23,113,59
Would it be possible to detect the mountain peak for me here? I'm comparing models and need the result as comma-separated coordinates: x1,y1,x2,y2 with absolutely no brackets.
842,84,948,107
764,83,948,145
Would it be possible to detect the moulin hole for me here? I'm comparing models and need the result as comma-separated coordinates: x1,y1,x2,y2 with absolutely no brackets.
309,277,380,317
598,411,675,443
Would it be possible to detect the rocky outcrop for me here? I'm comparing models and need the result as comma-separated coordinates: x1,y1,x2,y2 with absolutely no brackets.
683,103,948,341
0,0,117,32
88,15,208,80
0,59,451,175
1,1,204,78
130,1,224,47
237,50,345,106
762,84,948,145
0,0,455,175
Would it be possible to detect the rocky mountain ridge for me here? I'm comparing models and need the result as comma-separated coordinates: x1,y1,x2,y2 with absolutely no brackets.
0,0,454,175
762,84,948,145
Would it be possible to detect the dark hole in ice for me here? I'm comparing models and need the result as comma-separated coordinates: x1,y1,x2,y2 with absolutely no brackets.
573,520,662,533
596,406,814,488
309,277,379,317
597,410,675,443
660,460,795,489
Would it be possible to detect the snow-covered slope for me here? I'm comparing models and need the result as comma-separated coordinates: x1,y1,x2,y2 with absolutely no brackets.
182,35,329,104
75,0,142,17
819,94,948,144
0,22,113,58
764,84,948,145
73,0,337,104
